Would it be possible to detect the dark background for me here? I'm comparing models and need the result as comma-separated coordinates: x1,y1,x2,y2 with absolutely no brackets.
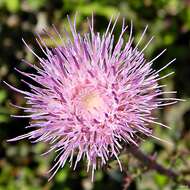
0,0,190,189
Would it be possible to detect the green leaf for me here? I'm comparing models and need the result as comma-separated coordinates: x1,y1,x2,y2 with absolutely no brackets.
76,3,119,18
154,173,168,187
0,0,4,7
56,170,68,182
0,90,7,103
5,0,20,13
27,0,46,10
163,34,175,45
0,114,9,123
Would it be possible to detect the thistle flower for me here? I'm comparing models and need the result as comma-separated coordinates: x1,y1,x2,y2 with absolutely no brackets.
6,15,178,180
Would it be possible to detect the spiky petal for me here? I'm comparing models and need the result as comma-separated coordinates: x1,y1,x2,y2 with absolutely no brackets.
7,16,178,180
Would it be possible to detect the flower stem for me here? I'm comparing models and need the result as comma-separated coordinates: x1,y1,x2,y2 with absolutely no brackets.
127,144,190,188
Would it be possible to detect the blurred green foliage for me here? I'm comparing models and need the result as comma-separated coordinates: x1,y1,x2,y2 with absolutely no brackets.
0,0,190,189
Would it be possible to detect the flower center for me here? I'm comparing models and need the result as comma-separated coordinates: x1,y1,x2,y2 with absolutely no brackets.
82,92,105,114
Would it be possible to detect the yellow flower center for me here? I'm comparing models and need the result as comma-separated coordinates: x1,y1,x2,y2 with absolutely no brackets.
82,92,104,114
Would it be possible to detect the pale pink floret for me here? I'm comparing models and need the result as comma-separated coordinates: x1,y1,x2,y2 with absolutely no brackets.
6,15,178,180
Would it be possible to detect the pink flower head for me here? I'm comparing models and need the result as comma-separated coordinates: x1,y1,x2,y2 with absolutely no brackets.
6,15,177,180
